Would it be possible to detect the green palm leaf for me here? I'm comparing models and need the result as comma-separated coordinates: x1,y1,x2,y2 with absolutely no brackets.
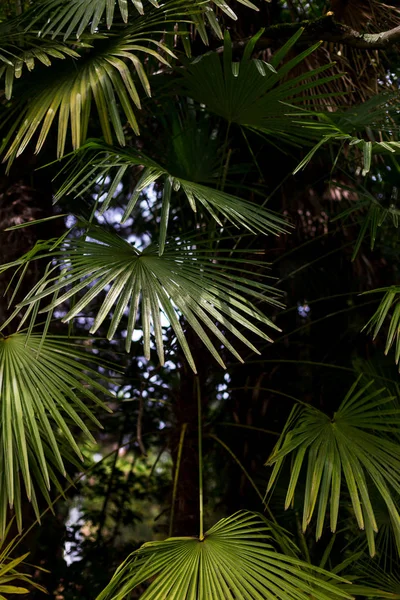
181,28,342,141
0,34,81,100
290,93,400,174
3,6,181,162
24,0,258,42
0,333,110,536
330,182,400,260
26,0,160,38
96,511,352,600
363,287,400,369
53,141,289,252
1,229,282,371
0,522,47,598
266,376,400,557
353,562,400,599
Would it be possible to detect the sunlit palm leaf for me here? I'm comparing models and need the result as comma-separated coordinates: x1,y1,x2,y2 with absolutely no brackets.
266,376,400,557
1,229,282,371
96,511,352,600
0,333,110,536
3,6,181,162
53,141,289,252
24,0,258,41
181,28,342,141
26,0,160,38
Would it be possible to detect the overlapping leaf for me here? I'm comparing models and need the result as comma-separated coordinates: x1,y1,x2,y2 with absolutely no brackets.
0,333,110,536
266,376,400,557
0,229,282,371
3,5,181,162
53,141,289,253
181,28,342,142
0,34,81,100
363,287,400,369
26,0,161,38
23,0,258,42
0,522,47,598
330,181,400,260
291,93,400,174
96,511,352,600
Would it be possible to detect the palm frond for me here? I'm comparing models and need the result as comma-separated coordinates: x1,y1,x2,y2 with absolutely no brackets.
26,0,161,38
266,376,400,557
96,511,352,600
0,35,81,100
0,522,47,598
0,229,283,371
291,93,400,174
363,287,400,369
3,4,182,162
180,28,342,142
0,333,110,536
293,133,400,176
54,141,289,252
330,181,400,260
23,0,257,42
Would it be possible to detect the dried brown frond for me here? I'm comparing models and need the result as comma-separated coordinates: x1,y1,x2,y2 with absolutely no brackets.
320,0,400,104
271,0,399,108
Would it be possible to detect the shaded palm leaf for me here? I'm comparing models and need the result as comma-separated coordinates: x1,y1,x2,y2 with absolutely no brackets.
96,511,352,600
363,287,400,369
0,333,110,536
150,103,222,184
330,181,400,260
3,5,181,162
181,28,342,142
1,229,282,371
53,141,289,253
0,522,47,598
293,133,400,176
351,560,400,599
291,93,400,174
0,34,82,100
266,376,400,557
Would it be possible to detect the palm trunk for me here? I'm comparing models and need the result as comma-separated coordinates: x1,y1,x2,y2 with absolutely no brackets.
170,330,210,537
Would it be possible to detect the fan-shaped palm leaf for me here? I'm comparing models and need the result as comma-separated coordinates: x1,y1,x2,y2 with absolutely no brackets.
351,561,400,599
181,28,342,142
53,141,288,254
290,93,400,174
3,4,182,162
1,229,282,371
26,0,161,37
0,34,81,100
363,287,400,369
23,0,258,41
0,333,110,536
330,182,400,260
96,511,352,600
266,376,400,557
148,103,222,184
0,522,47,598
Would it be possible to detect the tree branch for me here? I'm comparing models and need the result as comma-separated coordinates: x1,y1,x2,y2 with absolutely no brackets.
226,13,400,52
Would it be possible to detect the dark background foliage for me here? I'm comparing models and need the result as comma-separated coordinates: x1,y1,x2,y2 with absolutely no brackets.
1,0,400,598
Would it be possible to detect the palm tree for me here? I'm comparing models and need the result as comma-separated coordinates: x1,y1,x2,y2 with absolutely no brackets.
1,0,400,597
